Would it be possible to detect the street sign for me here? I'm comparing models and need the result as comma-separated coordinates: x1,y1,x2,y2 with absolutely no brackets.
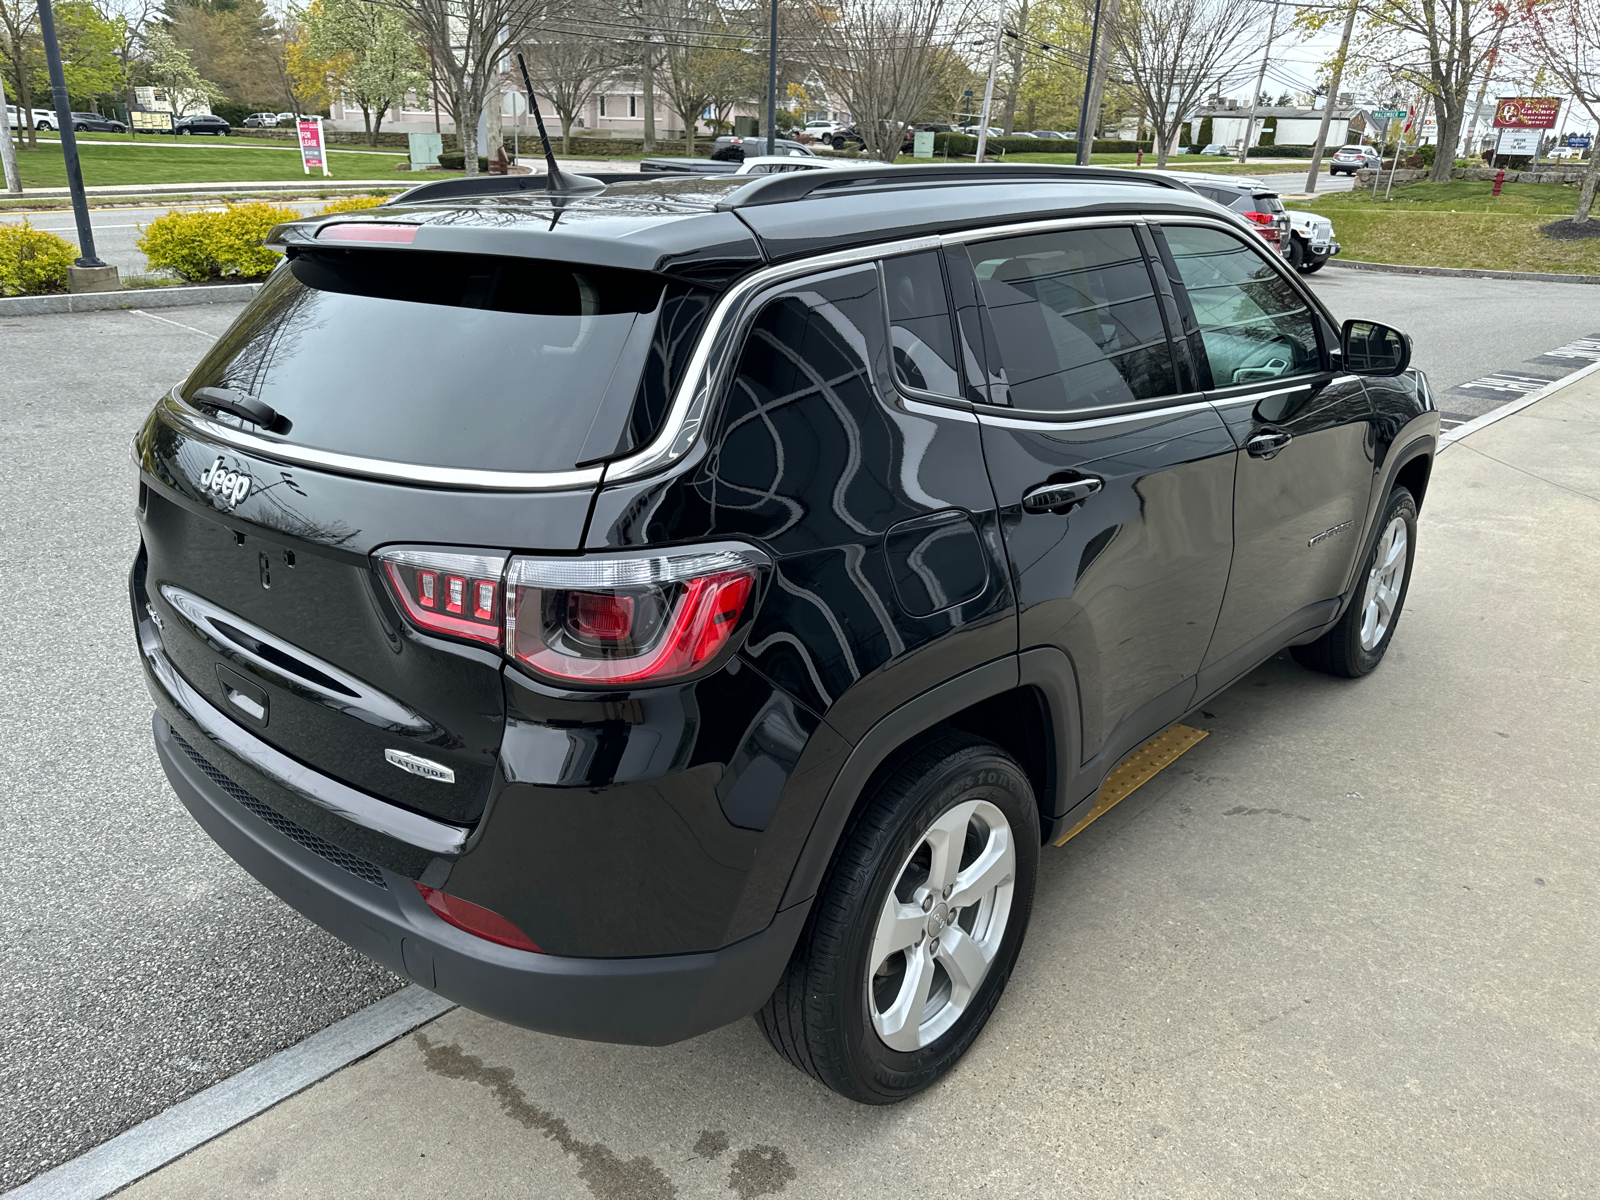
1371,109,1407,121
1494,97,1561,129
1567,134,1593,149
298,117,330,177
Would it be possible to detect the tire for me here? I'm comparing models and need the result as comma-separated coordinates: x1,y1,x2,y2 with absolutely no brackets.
1303,254,1328,274
74,123,87,132
756,730,1039,1104
1287,236,1308,271
831,136,845,150
179,128,190,135
1293,487,1418,678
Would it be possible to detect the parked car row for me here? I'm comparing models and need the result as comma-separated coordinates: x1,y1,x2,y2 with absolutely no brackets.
243,112,318,128
1159,170,1340,274
6,105,126,133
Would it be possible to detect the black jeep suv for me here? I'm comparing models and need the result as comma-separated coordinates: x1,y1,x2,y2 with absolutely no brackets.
131,165,1436,1104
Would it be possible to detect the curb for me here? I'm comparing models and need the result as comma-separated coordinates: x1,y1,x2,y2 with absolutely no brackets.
1440,357,1600,448
1,986,454,1200
0,283,261,316
1324,258,1600,286
12,180,404,200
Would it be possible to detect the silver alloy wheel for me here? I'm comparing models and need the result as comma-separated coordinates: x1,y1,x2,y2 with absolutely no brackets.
866,798,1016,1052
1359,515,1408,651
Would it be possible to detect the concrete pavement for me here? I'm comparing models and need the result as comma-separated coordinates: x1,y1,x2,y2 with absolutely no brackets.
108,371,1600,1197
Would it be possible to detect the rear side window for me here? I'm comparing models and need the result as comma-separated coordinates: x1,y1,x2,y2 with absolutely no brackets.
965,225,1178,412
882,251,960,398
181,250,711,474
1159,225,1320,388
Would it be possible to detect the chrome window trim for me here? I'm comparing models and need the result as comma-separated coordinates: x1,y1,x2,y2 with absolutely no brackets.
605,234,943,483
940,214,1146,245
1209,381,1316,408
158,391,606,492
974,395,1220,433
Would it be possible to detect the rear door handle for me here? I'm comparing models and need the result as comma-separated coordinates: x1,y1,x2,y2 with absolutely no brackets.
1246,430,1293,459
1021,476,1103,514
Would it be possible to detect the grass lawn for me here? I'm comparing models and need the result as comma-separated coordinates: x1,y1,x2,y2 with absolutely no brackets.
1287,181,1600,275
11,141,409,187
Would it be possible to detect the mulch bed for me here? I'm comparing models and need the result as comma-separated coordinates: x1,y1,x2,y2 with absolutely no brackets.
1541,217,1600,241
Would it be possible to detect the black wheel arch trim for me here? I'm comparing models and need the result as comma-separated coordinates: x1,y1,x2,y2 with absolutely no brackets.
1338,430,1434,610
776,650,1089,912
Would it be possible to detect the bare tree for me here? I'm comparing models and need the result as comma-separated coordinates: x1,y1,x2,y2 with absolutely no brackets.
807,0,976,163
1516,0,1600,223
383,0,551,176
1104,0,1265,168
519,3,624,152
1345,0,1520,183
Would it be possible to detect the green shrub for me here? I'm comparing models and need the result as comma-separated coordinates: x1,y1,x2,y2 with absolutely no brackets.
212,102,253,127
437,152,490,171
137,203,300,281
0,220,76,295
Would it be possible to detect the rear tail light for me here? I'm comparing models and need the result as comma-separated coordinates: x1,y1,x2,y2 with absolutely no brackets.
416,884,541,952
377,547,507,646
375,542,768,686
505,545,768,685
1242,211,1281,241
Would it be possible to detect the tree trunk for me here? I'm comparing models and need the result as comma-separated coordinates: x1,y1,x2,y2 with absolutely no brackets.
560,113,572,155
1154,119,1170,168
0,70,20,192
683,111,695,157
1575,151,1599,223
642,47,656,153
458,86,478,177
16,69,38,151
486,77,504,164
1431,100,1460,182
361,104,373,144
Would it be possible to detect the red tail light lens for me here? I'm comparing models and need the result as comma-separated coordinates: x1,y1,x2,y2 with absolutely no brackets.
415,884,541,952
377,547,507,646
505,545,769,685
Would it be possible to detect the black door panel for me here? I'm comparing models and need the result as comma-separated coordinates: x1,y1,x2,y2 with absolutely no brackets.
978,405,1236,762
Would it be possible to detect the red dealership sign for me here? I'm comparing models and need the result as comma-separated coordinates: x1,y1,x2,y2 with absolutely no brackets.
1493,97,1561,129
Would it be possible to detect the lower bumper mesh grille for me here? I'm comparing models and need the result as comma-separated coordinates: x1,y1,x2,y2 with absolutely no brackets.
171,729,388,891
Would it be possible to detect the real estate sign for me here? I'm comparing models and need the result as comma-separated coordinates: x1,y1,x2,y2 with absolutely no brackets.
298,117,330,177
130,111,172,133
1493,98,1561,129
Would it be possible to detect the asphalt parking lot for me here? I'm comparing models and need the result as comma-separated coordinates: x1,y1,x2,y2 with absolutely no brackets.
2,271,1597,1195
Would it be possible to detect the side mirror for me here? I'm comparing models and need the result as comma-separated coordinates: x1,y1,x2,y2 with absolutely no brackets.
1341,319,1412,376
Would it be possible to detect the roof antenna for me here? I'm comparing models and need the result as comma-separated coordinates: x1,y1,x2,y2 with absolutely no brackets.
516,52,604,196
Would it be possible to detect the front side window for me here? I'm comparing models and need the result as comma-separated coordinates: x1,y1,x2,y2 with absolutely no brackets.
1159,224,1320,388
965,225,1178,412
882,251,960,398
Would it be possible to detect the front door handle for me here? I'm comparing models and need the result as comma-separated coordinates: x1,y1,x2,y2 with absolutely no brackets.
1246,430,1293,459
1021,476,1103,514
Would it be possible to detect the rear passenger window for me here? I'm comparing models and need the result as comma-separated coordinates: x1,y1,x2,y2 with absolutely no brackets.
1160,225,1320,388
882,251,960,398
966,226,1178,412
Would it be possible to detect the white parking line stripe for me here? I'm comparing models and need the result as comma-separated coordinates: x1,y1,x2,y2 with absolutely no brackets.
128,309,215,338
1,985,454,1200
1441,358,1600,448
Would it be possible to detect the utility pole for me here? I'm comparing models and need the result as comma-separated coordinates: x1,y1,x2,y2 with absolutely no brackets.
975,23,1005,163
0,72,21,194
38,0,115,289
765,0,778,155
1239,1,1279,163
1075,0,1108,166
1304,0,1356,194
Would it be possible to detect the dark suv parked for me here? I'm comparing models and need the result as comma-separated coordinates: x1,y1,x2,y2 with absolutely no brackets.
131,165,1436,1104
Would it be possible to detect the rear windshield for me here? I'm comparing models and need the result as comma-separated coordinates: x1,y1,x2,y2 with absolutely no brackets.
180,249,712,473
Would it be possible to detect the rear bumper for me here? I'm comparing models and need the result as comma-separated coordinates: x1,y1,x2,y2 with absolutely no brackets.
153,713,809,1046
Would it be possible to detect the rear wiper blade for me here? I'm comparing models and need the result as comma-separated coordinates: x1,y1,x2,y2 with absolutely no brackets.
192,386,281,429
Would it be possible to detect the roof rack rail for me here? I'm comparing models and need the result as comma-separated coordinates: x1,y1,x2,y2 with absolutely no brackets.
717,163,1191,210
385,172,642,207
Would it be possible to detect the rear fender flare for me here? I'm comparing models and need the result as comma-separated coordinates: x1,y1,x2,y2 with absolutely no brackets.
777,650,1083,911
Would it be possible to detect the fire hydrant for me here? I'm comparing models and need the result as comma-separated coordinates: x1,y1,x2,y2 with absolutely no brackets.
1492,169,1505,197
